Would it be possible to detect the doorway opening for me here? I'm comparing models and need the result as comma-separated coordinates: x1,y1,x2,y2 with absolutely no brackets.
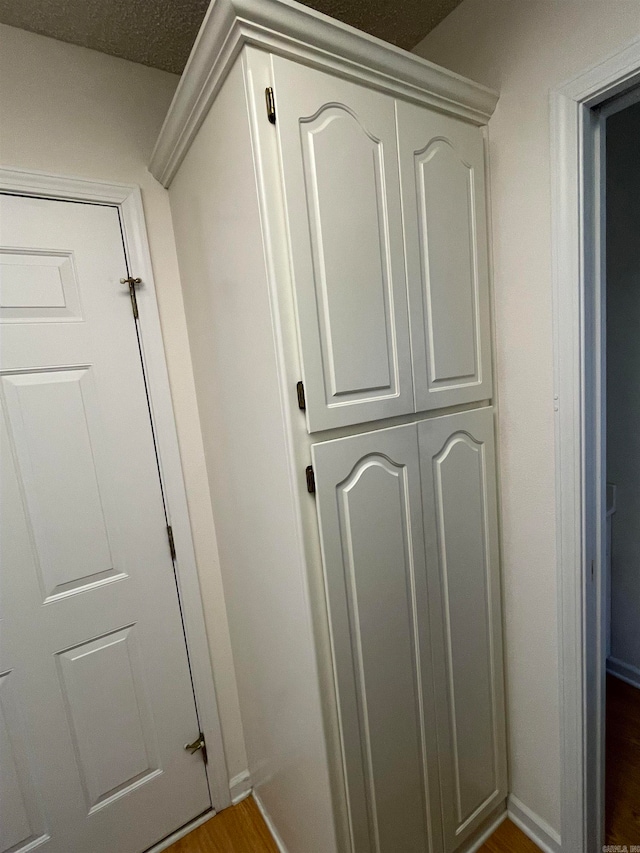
603,94,640,846
551,39,640,853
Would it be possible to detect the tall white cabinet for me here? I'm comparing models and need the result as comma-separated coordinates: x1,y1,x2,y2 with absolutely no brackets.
151,2,505,852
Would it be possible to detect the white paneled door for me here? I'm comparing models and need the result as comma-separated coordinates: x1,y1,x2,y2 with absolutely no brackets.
0,195,211,853
272,56,414,432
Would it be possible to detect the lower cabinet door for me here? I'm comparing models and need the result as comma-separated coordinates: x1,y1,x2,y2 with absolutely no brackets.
418,408,507,852
312,423,442,853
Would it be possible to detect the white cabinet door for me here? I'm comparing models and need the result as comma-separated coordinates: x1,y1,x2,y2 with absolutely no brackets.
272,56,413,432
418,409,507,851
0,195,210,853
397,102,493,411
312,424,441,853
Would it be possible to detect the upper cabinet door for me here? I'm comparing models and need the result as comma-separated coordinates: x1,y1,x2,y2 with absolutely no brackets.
272,56,414,432
418,408,507,852
397,102,493,411
312,424,442,853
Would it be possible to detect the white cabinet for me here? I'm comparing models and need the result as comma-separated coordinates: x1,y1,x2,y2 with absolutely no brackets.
273,57,414,431
153,3,503,852
271,57,493,432
397,103,493,410
312,409,506,853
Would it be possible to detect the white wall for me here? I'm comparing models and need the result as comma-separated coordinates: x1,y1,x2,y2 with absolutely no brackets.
0,23,248,784
607,101,640,680
415,0,640,836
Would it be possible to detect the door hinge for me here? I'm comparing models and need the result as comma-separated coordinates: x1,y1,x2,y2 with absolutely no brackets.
184,732,207,764
306,465,315,494
120,276,142,320
265,87,276,124
167,525,176,560
296,380,306,411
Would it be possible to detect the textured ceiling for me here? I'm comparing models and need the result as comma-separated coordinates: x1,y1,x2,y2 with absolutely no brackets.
0,0,463,75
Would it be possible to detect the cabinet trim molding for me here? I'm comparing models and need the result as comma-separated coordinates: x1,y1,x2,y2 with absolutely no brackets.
149,0,499,187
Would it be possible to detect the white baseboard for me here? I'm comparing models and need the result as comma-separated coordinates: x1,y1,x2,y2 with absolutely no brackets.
607,656,640,690
508,795,561,853
146,810,215,852
459,805,508,853
252,790,290,853
229,770,252,805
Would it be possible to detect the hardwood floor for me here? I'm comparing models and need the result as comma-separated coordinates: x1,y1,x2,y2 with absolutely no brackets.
164,798,279,853
478,819,541,852
606,674,640,846
165,801,541,853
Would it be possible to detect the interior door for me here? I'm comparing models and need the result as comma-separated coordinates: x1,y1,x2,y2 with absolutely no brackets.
418,408,507,852
0,194,211,853
397,101,493,411
312,423,442,853
271,56,414,432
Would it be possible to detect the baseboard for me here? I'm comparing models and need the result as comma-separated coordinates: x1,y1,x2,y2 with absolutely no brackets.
607,656,640,690
252,790,290,853
508,795,561,853
229,770,252,805
458,804,508,853
146,810,215,852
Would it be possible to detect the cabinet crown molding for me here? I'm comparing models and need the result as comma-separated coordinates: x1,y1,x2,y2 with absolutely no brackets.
149,0,499,187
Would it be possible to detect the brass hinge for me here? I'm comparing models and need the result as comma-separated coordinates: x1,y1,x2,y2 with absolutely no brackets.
265,87,276,124
120,277,142,319
167,525,176,560
184,732,207,764
306,465,315,494
296,381,306,411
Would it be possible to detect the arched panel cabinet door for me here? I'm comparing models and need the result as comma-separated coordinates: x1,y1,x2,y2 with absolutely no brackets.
418,408,507,852
397,102,493,411
272,56,413,432
312,424,442,853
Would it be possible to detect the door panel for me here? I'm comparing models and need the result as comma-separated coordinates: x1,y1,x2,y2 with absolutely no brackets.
397,102,493,411
55,626,161,812
0,670,48,853
313,425,441,853
0,194,210,853
272,56,413,431
2,368,120,601
418,409,507,851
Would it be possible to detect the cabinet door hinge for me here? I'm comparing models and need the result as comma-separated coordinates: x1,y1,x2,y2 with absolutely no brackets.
184,732,207,763
306,465,316,494
167,525,176,560
296,380,306,411
265,87,276,124
120,277,142,320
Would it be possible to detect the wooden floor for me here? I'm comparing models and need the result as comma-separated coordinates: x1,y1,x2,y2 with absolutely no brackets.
165,799,540,853
477,818,541,852
606,674,640,845
164,798,279,853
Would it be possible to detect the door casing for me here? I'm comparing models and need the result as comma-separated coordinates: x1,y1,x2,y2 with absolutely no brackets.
551,37,640,853
0,167,231,815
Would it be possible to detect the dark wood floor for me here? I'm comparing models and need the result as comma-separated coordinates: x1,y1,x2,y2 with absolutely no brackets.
606,673,640,846
166,801,540,852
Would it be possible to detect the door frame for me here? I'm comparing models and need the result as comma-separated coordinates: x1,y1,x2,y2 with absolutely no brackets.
0,167,231,814
551,37,640,852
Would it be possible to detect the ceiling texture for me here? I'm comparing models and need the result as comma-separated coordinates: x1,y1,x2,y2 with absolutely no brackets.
0,0,463,75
